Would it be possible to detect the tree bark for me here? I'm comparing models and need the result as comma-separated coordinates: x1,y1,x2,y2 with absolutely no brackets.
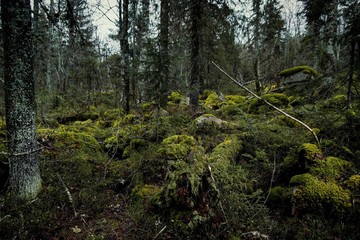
1,0,41,200
120,0,130,113
159,0,170,107
189,0,203,111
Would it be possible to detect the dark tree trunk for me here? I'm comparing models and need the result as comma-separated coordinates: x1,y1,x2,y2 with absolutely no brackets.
189,0,203,111
159,0,170,107
120,0,130,113
1,0,41,200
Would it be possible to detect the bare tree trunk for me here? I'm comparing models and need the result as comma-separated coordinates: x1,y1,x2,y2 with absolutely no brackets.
189,0,203,111
120,0,130,113
1,0,41,200
158,0,169,107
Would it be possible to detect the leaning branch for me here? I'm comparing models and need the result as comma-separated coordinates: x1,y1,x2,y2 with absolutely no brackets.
212,61,320,147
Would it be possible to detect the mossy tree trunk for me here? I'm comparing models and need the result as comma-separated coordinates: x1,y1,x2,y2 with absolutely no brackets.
1,0,41,200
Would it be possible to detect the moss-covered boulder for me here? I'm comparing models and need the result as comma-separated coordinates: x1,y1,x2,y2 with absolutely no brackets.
158,135,198,160
204,93,223,110
310,156,352,181
321,94,347,109
37,127,107,190
290,173,351,213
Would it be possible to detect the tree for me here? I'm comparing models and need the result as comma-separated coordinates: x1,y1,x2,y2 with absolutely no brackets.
1,0,41,200
189,0,204,111
340,0,360,108
158,0,170,107
252,0,262,95
119,0,131,113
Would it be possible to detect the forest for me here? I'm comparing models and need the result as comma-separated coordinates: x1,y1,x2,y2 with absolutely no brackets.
0,0,360,239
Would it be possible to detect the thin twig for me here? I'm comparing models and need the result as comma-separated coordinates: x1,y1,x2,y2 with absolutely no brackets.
153,226,167,239
56,173,77,217
212,61,320,147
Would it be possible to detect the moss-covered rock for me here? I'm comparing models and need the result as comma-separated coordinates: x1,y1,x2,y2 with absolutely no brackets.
158,135,198,160
290,173,351,213
204,93,222,110
279,66,319,78
310,156,352,181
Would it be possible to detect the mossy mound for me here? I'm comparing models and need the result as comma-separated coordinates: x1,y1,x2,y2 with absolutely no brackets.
204,93,223,110
310,156,352,181
37,128,106,183
158,135,199,160
290,173,351,213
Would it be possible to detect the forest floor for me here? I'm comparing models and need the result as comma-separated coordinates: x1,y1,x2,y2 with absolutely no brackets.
1,82,360,239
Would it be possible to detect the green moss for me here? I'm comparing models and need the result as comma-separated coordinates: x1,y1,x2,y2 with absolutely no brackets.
123,139,149,158
225,95,246,104
208,135,242,175
321,94,347,109
158,135,197,159
204,93,222,109
290,173,351,213
102,108,123,121
131,184,163,203
279,66,319,78
168,91,182,104
310,157,352,181
248,93,289,113
269,186,292,202
298,143,322,164
346,175,360,191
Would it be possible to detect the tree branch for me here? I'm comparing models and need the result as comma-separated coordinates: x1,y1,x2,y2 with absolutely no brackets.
212,61,320,147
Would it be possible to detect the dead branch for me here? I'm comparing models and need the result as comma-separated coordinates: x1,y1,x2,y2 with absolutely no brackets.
212,61,320,147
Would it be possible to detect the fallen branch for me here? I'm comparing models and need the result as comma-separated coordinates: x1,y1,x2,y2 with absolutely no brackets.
0,147,43,157
211,61,320,147
57,173,77,217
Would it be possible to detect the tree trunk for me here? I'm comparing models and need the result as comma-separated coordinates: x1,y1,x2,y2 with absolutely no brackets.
120,0,130,113
189,0,203,111
159,0,170,107
1,0,41,200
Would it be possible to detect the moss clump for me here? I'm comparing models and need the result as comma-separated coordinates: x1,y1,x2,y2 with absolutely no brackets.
298,143,322,167
131,184,163,204
248,93,289,113
0,118,5,138
279,66,319,78
204,93,222,109
310,156,352,181
123,139,149,158
346,175,360,191
321,94,347,109
269,186,292,203
225,95,246,104
208,135,242,175
290,173,351,213
168,91,182,104
158,135,197,160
